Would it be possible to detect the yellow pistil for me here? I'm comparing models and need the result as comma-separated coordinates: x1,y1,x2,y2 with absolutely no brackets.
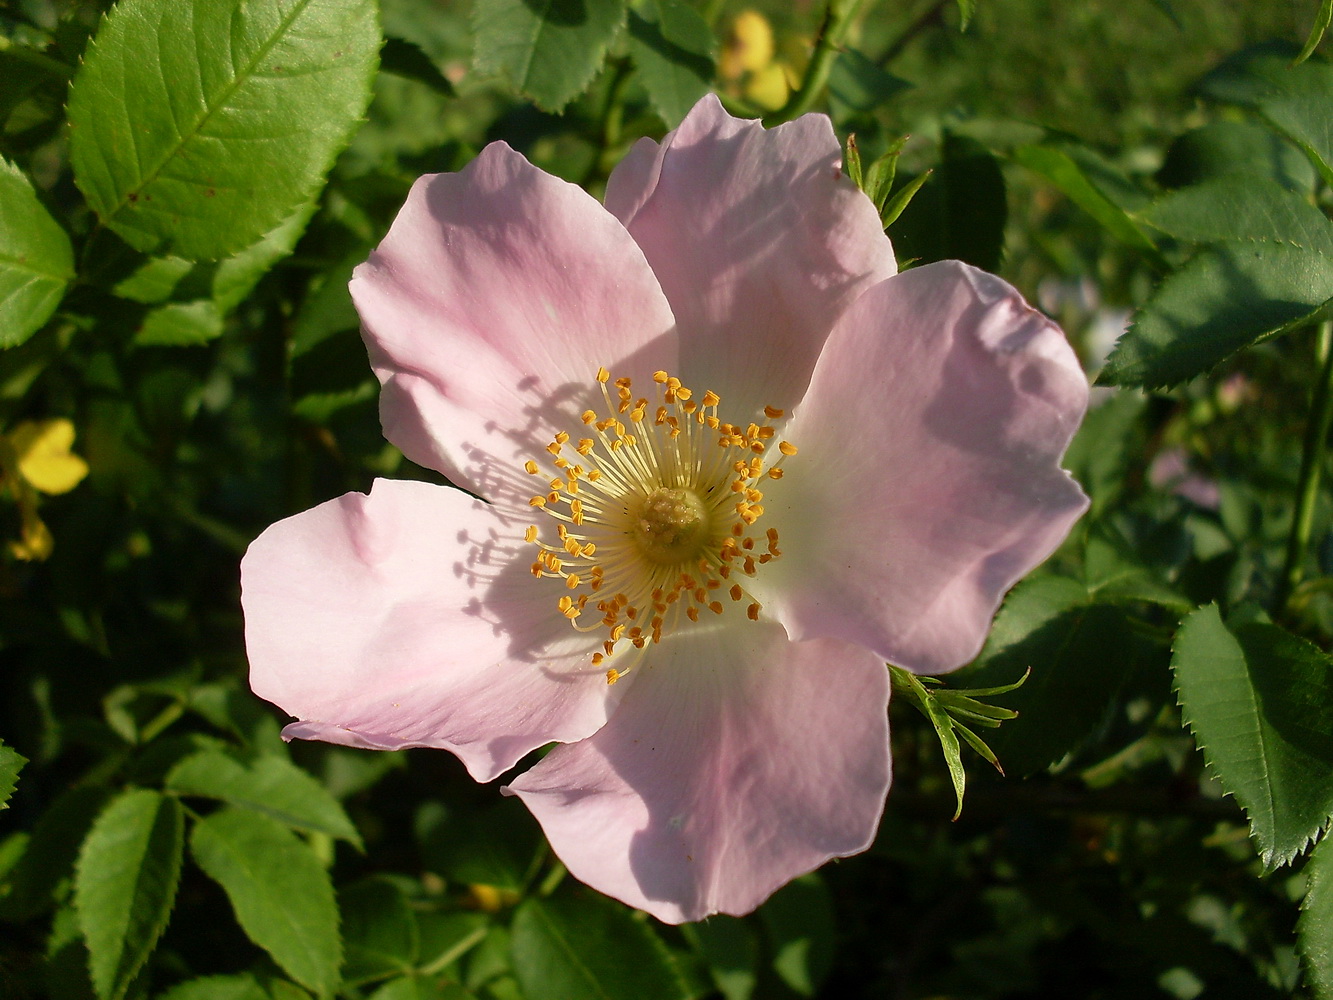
524,369,796,682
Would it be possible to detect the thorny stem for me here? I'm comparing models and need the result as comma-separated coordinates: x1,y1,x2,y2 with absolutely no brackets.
763,0,869,127
1279,319,1333,613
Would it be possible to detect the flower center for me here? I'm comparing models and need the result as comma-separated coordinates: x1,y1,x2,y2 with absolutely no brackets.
634,487,710,564
525,368,796,684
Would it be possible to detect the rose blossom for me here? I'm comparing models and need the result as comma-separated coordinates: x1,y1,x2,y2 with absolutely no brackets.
241,96,1089,923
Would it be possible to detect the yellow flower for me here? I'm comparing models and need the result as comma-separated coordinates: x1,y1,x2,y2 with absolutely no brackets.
10,419,89,495
718,10,804,112
2,418,89,561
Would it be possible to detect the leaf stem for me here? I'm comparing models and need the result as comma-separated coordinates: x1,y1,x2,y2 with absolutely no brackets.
1279,319,1333,612
763,0,868,126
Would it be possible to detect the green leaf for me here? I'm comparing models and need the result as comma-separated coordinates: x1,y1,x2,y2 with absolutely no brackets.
73,789,184,1000
0,156,73,348
0,740,25,809
955,0,977,29
510,892,692,1000
1012,144,1160,256
1157,121,1316,193
1295,0,1333,66
190,807,341,995
417,798,539,891
827,49,911,113
757,875,836,997
1060,390,1147,515
157,974,271,1000
67,0,378,260
890,134,1006,271
380,36,456,96
135,300,225,347
1201,44,1333,186
627,0,713,128
954,576,1162,776
341,877,419,986
473,0,627,112
1139,175,1333,252
1299,834,1333,997
1099,242,1333,389
114,199,318,310
682,917,758,1000
0,785,111,921
1172,605,1333,868
166,749,362,847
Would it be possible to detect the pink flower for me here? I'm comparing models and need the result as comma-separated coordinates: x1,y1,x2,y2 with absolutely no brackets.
241,97,1089,923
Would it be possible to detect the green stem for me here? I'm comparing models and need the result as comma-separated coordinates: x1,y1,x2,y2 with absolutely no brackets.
1279,319,1333,612
763,0,868,127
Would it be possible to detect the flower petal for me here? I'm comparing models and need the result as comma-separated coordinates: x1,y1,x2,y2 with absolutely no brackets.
763,261,1090,674
242,478,622,782
505,622,891,923
604,95,897,420
351,142,678,502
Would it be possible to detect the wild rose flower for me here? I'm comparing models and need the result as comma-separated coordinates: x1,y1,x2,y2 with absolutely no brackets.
241,97,1089,923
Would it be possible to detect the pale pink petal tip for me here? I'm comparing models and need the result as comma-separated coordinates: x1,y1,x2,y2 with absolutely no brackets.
506,624,891,923
242,478,618,783
767,260,1089,674
605,93,896,420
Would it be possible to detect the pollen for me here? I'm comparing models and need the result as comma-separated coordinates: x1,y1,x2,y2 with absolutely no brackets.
523,367,793,682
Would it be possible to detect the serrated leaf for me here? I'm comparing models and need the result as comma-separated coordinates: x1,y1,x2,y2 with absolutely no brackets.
190,807,341,995
1200,44,1333,186
1157,121,1316,193
1099,242,1333,388
67,0,378,260
73,789,184,1000
510,892,692,1000
1140,175,1333,252
1012,144,1160,255
0,740,25,809
1299,834,1333,997
166,750,362,848
157,974,270,1000
0,785,111,921
473,0,626,112
0,157,73,348
1172,605,1333,868
627,0,713,128
114,198,318,310
954,577,1161,776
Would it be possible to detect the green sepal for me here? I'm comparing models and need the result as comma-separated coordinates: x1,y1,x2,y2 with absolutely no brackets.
890,664,1028,819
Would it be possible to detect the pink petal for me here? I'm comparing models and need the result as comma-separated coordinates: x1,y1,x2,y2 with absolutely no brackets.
505,622,891,923
351,142,678,502
761,261,1089,674
604,95,896,420
242,478,622,782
